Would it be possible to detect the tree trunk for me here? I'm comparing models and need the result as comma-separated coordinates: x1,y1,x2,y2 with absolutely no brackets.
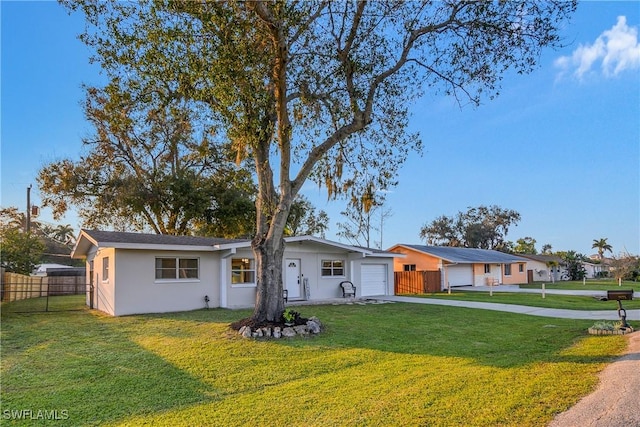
251,233,285,322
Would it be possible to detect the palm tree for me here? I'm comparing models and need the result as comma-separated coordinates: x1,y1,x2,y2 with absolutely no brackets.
592,238,613,260
53,224,76,245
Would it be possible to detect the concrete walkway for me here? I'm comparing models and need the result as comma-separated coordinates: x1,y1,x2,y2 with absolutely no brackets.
377,285,639,321
379,294,640,321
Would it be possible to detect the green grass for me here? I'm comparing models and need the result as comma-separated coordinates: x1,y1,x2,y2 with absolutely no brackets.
0,298,630,426
0,295,87,313
520,280,640,291
415,291,640,310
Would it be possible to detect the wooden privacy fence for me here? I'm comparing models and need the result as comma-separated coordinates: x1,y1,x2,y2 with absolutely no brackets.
394,270,442,294
1,272,48,302
46,268,86,295
1,270,87,302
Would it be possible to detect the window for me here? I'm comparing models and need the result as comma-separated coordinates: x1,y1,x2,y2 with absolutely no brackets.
155,258,199,280
403,264,417,272
484,264,491,274
519,264,524,273
231,258,255,284
102,257,109,281
504,264,512,276
321,260,345,277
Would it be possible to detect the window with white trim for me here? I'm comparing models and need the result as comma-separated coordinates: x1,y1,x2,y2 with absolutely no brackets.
231,258,255,284
519,263,524,273
321,259,345,277
484,264,491,274
155,258,199,280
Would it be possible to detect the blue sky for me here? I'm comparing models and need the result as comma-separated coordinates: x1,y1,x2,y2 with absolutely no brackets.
2,1,639,257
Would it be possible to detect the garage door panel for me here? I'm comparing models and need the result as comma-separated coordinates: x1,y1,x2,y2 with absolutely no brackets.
361,264,387,296
446,265,473,287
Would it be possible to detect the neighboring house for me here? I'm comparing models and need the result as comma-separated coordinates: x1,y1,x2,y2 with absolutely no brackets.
33,263,79,276
516,254,567,282
71,230,400,316
387,244,528,289
583,261,605,279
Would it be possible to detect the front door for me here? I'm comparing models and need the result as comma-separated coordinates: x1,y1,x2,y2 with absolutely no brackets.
285,259,301,299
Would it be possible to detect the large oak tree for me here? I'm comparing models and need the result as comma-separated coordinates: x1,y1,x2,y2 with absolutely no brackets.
61,0,575,322
419,205,521,250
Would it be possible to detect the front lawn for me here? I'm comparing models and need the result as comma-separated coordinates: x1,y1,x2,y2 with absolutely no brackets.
0,299,629,426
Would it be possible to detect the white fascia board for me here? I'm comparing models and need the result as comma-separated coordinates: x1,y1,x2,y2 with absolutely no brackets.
104,243,216,252
70,231,100,259
285,235,372,255
367,252,406,259
213,241,252,251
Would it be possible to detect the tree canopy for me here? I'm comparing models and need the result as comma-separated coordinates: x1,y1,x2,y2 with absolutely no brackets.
419,205,521,250
512,237,538,254
0,207,77,273
62,0,576,322
38,76,256,236
285,195,329,238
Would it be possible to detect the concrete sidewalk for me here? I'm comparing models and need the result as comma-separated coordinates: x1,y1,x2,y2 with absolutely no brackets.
378,295,640,321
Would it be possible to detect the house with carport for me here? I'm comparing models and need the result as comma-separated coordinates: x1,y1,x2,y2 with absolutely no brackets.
71,230,401,316
387,244,529,290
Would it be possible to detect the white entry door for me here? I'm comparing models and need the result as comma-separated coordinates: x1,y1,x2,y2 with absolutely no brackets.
285,259,301,299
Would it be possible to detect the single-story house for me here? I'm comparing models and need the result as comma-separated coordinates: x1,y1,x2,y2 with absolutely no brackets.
516,254,567,282
583,261,605,279
387,244,529,288
71,230,401,316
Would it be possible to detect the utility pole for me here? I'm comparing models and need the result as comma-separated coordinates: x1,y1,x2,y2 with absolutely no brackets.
26,184,32,233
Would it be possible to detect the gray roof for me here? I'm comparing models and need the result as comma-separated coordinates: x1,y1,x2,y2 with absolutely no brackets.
399,245,529,264
517,254,564,263
81,229,245,247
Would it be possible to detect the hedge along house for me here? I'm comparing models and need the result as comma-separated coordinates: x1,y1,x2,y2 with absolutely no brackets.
387,244,529,289
71,230,400,316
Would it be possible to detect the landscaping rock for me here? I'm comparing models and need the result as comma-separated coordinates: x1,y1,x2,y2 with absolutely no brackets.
294,325,309,335
241,326,252,338
307,319,321,334
281,327,297,337
236,317,324,339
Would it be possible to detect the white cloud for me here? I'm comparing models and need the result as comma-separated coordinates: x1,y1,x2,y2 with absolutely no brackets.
555,16,640,79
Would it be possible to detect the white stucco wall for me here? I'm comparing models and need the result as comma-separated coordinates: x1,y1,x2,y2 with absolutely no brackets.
526,260,567,282
88,247,117,316
111,249,219,316
222,245,396,307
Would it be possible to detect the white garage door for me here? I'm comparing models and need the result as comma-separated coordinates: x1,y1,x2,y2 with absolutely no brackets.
361,264,388,296
445,265,473,287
